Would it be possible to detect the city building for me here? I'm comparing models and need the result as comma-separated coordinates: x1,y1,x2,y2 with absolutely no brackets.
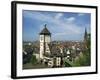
23,24,89,68
39,24,84,67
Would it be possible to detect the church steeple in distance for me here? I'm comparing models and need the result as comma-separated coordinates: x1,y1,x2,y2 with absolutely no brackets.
84,28,87,40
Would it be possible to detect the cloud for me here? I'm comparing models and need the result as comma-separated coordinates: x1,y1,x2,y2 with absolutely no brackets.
54,13,63,19
66,17,75,23
23,11,50,22
78,13,85,16
23,10,90,40
24,11,83,34
54,32,68,36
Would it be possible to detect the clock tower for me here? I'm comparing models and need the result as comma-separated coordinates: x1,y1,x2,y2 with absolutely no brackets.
39,24,51,59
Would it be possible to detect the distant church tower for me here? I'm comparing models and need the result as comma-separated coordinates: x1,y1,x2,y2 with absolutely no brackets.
84,28,88,49
84,28,87,42
39,24,51,59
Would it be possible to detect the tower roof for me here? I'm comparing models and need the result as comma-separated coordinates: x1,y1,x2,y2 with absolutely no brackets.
40,24,51,35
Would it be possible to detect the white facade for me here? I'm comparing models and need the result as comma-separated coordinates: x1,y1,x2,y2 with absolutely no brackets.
40,35,44,59
67,50,70,54
40,34,51,59
56,57,61,66
48,60,53,67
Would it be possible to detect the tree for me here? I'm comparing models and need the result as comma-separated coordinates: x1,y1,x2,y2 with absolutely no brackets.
72,33,91,66
64,61,72,67
30,55,37,64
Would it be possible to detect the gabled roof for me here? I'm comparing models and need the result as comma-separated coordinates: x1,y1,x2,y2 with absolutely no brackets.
40,24,51,35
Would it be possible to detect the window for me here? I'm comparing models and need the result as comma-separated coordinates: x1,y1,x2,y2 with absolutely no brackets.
41,37,43,41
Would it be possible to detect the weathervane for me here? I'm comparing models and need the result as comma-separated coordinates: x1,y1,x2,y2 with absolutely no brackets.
44,24,47,28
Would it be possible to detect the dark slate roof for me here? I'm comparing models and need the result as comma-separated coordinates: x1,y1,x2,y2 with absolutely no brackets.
40,25,51,35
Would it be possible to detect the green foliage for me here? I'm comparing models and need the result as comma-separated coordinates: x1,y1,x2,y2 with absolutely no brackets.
64,61,72,67
30,55,37,64
64,59,72,67
72,34,91,67
64,34,91,67
72,51,90,67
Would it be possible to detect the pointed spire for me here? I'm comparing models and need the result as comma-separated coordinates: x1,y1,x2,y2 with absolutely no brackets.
84,27,87,41
85,27,87,33
40,24,51,35
85,27,87,36
44,24,47,28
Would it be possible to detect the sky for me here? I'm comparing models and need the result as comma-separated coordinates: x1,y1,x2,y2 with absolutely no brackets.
22,10,91,41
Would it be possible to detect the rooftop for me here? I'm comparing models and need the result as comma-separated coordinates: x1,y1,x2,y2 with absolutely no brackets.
40,24,51,35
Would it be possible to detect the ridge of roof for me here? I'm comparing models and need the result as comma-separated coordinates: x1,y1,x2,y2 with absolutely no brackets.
40,24,51,35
